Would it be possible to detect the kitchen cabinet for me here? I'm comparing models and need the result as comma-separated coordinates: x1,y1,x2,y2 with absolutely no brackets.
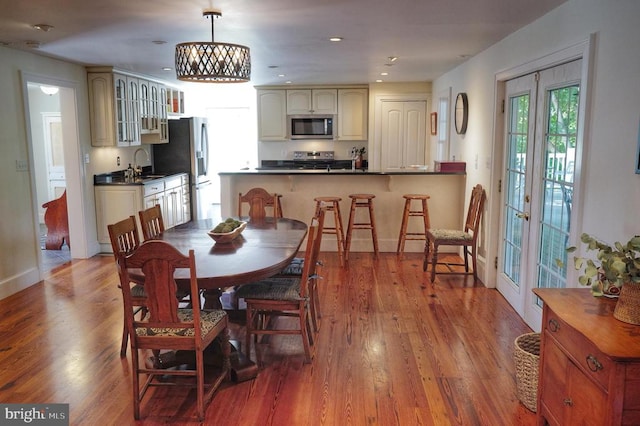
95,173,190,252
337,88,368,140
141,82,169,144
88,70,141,147
88,67,174,146
380,100,426,168
166,88,185,115
286,89,337,115
534,288,640,426
257,90,287,141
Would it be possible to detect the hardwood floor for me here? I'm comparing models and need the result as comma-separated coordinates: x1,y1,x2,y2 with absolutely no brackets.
0,251,536,425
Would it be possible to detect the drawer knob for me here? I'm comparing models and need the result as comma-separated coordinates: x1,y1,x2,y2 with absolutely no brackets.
586,354,603,372
563,398,573,406
548,318,560,332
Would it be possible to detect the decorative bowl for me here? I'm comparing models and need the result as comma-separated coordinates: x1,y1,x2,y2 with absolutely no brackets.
207,221,247,243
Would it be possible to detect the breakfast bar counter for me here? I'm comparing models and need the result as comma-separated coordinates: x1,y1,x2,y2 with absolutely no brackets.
219,169,466,253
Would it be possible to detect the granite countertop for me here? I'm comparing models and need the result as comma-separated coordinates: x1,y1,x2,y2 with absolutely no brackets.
219,167,464,176
94,166,187,186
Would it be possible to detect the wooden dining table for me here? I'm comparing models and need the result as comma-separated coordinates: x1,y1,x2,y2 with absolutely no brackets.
154,217,308,307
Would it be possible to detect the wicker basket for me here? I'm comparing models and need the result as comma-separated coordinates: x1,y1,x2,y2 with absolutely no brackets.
514,333,540,412
613,283,640,325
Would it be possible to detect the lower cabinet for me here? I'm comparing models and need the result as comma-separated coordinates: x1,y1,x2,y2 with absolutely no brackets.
95,173,190,252
534,288,640,426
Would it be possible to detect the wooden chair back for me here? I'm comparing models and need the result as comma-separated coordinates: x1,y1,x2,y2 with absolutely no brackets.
238,187,279,221
118,240,197,337
139,204,165,240
464,184,486,243
107,215,140,258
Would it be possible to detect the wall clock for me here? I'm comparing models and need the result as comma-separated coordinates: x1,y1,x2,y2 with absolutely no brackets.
454,92,468,134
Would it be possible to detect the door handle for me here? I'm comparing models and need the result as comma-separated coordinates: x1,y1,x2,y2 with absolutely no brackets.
515,212,529,221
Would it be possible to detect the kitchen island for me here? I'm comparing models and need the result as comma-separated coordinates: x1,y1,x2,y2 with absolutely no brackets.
219,168,466,253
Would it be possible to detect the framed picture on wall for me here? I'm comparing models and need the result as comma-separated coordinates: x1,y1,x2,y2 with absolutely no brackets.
430,112,437,135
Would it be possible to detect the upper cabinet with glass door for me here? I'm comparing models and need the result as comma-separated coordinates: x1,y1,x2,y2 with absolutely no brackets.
87,69,140,147
87,67,173,146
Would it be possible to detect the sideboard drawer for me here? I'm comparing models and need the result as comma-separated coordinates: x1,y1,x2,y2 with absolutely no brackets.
544,309,613,391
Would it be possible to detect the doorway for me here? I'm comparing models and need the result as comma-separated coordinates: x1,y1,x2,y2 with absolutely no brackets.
496,59,583,330
22,72,87,276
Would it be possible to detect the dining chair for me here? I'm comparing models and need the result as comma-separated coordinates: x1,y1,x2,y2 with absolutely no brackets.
423,184,486,282
138,204,164,240
274,207,326,331
139,204,193,307
116,240,230,421
236,216,322,365
238,187,279,221
107,215,146,357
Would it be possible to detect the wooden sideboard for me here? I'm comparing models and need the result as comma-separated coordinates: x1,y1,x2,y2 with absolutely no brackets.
534,288,640,425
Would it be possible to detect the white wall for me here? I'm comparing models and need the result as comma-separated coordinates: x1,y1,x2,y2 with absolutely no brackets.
0,46,95,298
432,0,640,284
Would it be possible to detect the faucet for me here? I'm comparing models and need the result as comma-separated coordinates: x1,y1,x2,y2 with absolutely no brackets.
133,148,149,176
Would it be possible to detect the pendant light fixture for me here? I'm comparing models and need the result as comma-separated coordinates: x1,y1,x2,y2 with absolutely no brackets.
175,9,251,83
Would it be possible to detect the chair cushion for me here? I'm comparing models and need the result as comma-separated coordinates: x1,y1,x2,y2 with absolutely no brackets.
135,309,226,337
236,277,303,301
429,229,473,243
278,257,304,275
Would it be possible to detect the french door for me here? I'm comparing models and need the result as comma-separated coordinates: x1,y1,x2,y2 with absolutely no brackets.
497,59,582,330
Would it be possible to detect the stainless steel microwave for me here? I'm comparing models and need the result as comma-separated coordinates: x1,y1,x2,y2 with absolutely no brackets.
288,115,335,140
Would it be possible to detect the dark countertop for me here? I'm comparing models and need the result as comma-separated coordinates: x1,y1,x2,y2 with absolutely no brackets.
219,168,463,176
94,166,187,186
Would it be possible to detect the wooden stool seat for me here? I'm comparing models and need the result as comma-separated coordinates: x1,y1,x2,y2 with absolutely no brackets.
397,194,431,256
314,196,345,266
345,194,378,260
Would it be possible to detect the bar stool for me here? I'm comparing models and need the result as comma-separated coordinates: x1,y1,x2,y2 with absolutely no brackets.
345,194,379,260
396,194,431,257
314,196,345,266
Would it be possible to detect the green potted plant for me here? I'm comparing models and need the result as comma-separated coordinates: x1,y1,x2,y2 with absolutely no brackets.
565,232,640,324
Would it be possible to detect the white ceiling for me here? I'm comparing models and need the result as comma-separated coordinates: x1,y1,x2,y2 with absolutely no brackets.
0,0,567,87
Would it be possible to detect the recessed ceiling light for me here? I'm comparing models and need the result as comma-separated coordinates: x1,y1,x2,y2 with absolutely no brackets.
152,40,167,45
285,81,292,84
329,37,343,42
33,24,54,32
278,74,285,78
376,79,383,83
268,65,279,69
162,67,172,71
380,72,388,76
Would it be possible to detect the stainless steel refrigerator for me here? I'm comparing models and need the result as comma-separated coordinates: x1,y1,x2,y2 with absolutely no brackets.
152,117,214,221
